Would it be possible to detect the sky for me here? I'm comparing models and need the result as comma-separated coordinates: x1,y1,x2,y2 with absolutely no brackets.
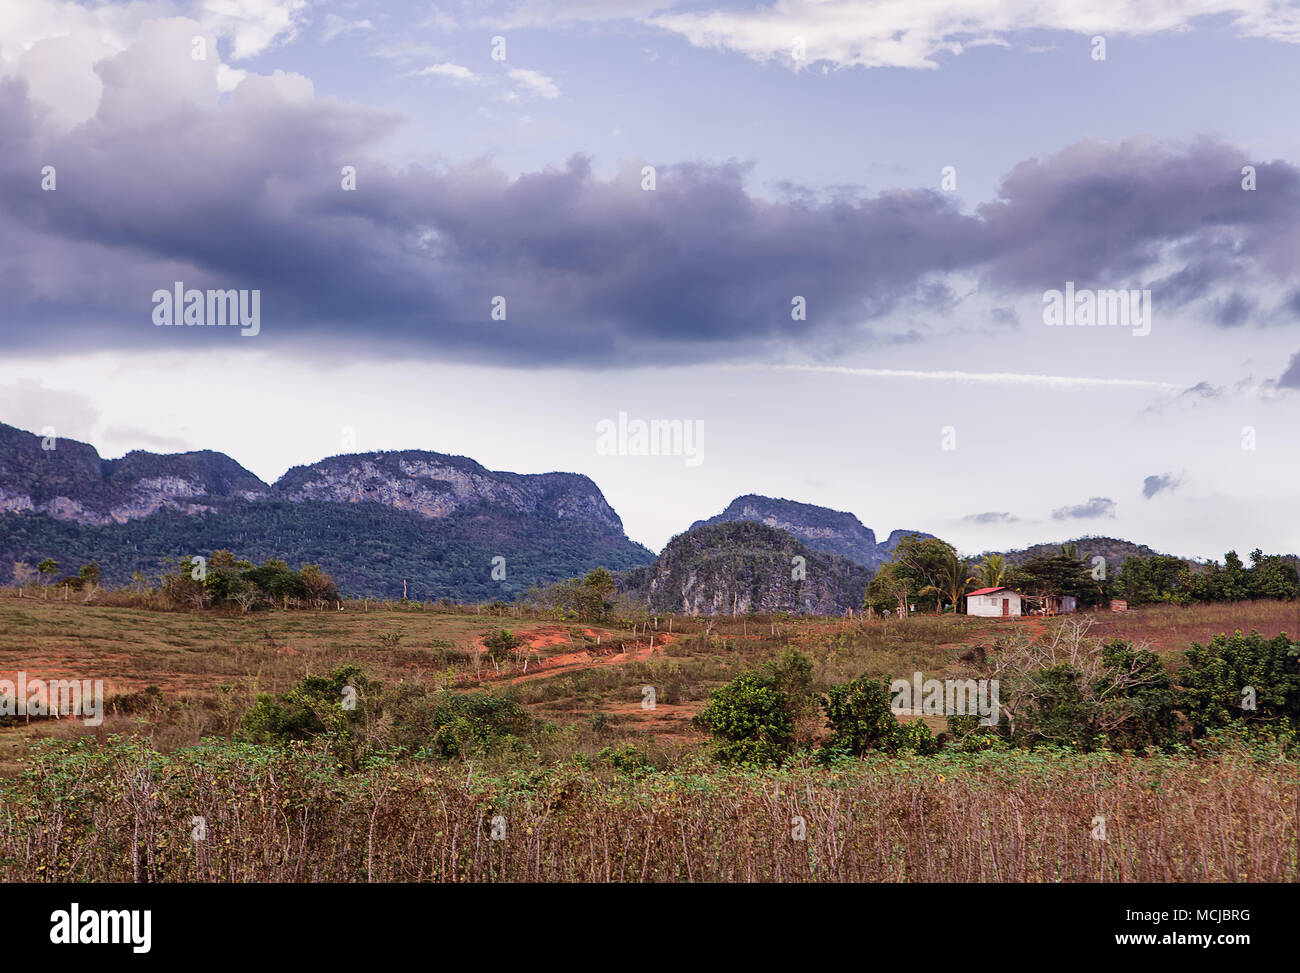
2,0,1300,559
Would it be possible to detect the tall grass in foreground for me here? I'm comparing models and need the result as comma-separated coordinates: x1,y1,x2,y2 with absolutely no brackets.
2,739,1297,882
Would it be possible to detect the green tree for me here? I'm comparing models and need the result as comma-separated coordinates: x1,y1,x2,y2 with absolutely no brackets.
1010,548,1094,605
863,561,916,616
864,535,960,616
697,672,795,766
975,554,1007,590
480,629,524,672
821,675,938,757
1179,632,1300,740
761,648,817,741
1247,549,1300,600
1117,554,1187,605
238,665,379,769
920,550,975,613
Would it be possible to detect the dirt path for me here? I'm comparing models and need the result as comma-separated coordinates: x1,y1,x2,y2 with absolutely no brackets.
465,626,676,686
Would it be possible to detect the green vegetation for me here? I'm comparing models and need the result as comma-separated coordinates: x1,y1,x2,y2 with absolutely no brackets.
1179,631,1300,744
0,500,653,601
158,550,341,612
822,676,939,757
691,617,1300,765
3,589,1300,883
3,737,1297,882
525,567,620,621
696,672,796,766
1117,549,1300,605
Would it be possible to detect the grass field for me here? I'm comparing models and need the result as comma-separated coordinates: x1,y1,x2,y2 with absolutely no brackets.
0,595,985,768
2,595,1296,766
2,595,1297,882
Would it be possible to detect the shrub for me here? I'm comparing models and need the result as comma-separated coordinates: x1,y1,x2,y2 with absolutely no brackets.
1179,631,1300,741
481,629,522,663
238,665,378,769
821,675,938,756
598,744,655,775
697,672,795,766
385,685,533,759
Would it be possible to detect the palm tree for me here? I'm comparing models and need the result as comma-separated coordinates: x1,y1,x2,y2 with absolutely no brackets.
975,554,1007,590
921,551,976,614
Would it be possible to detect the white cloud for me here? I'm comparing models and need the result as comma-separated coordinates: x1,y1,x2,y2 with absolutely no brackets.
322,14,374,43
216,61,249,91
199,0,308,59
418,6,460,31
507,67,559,98
0,0,309,128
644,0,1300,70
481,0,669,29
408,61,478,83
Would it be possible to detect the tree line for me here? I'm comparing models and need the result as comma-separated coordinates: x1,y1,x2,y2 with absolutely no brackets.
9,550,339,612
698,623,1300,765
864,535,1299,614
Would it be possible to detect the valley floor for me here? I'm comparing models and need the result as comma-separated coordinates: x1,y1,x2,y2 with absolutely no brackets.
1,596,1297,881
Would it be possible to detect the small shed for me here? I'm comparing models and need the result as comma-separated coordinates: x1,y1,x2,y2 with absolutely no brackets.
966,586,1023,617
1038,594,1078,615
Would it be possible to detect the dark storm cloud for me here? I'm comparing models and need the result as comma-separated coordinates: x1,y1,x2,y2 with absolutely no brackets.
964,511,1018,524
1278,351,1300,389
2,47,1299,366
1051,497,1116,521
1142,473,1183,499
1181,381,1222,399
976,139,1300,298
1212,292,1254,327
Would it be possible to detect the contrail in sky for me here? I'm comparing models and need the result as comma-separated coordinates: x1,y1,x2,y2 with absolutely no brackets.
735,363,1182,391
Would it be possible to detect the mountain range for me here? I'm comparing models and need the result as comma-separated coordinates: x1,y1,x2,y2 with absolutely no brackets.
0,422,652,600
690,494,932,570
0,420,1186,610
620,521,873,616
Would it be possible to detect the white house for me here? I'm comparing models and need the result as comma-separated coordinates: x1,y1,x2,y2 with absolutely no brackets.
966,586,1023,617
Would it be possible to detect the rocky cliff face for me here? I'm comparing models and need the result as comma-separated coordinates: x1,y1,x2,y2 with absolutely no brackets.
620,521,872,616
272,451,626,530
0,422,653,598
990,536,1162,568
0,423,268,525
692,495,932,569
0,424,626,534
882,529,936,552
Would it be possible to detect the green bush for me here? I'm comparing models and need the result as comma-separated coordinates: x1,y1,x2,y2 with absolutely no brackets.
697,672,795,766
238,665,378,768
386,685,533,759
1179,631,1300,742
821,675,938,757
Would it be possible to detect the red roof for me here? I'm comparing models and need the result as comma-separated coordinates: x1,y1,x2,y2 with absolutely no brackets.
967,586,1008,596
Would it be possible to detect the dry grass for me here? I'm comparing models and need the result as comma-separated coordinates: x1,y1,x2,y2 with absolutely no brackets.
1080,600,1298,652
3,598,1299,882
2,740,1296,882
0,599,977,764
